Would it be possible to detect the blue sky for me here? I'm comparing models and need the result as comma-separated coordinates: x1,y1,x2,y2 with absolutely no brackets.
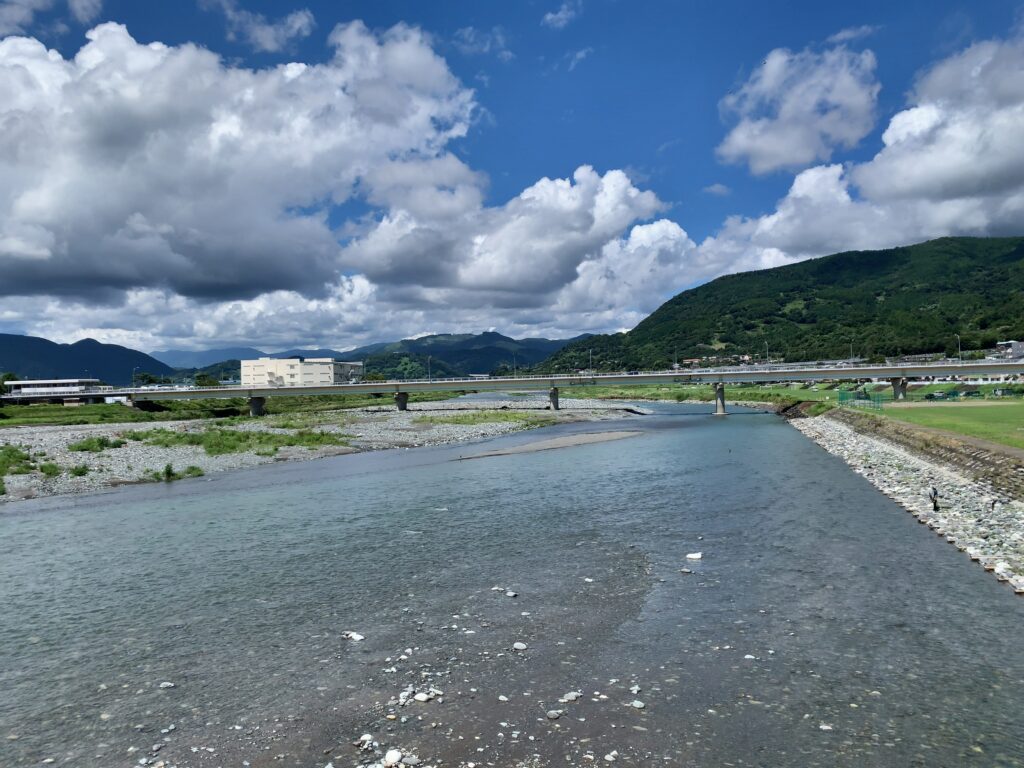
2,0,1023,351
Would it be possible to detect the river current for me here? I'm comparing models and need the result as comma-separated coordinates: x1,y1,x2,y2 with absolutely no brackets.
1,402,1022,767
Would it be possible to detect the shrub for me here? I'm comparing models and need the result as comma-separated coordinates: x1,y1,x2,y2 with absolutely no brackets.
40,462,60,477
69,464,90,477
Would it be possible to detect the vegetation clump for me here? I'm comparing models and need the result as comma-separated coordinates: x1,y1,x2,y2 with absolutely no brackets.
413,410,556,427
69,464,90,477
39,462,61,477
126,427,350,456
144,463,205,482
68,435,126,452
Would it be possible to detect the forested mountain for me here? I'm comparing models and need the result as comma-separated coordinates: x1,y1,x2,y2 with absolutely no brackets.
537,237,1024,371
0,334,174,385
344,331,588,374
172,332,587,380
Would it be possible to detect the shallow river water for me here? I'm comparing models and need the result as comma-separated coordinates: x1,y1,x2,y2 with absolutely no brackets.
2,402,1023,768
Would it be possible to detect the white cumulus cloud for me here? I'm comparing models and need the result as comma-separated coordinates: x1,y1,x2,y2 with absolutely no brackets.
203,0,314,53
541,1,579,30
717,44,880,174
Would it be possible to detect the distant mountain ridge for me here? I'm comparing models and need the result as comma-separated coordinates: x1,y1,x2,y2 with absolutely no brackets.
158,332,590,377
0,334,173,385
537,236,1024,371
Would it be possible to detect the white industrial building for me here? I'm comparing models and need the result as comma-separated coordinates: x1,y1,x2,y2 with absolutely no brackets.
240,357,363,387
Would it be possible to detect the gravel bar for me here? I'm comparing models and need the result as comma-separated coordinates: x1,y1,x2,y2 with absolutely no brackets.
793,413,1024,594
0,397,646,504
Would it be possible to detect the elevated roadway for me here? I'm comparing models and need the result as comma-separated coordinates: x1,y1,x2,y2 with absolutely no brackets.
4,359,1023,416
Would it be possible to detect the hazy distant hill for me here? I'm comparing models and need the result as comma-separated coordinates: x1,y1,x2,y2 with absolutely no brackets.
538,237,1024,371
344,331,589,374
151,347,266,368
164,332,588,378
0,334,174,385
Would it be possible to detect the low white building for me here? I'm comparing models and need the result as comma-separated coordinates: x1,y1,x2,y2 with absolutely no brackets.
240,357,363,387
997,340,1024,359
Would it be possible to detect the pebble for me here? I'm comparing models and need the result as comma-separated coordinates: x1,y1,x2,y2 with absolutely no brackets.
685,552,702,561
512,642,528,651
342,631,365,641
630,700,645,709
383,748,403,766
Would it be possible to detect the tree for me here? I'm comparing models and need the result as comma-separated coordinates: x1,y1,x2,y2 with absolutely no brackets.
194,374,221,387
0,372,18,384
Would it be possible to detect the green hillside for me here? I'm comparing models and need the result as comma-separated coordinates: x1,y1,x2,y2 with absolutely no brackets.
538,237,1024,371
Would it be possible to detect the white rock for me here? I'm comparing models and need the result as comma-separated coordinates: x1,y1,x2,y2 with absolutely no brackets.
158,682,175,689
546,710,561,720
413,692,431,702
383,748,403,766
686,552,702,560
562,691,582,701
630,700,645,709
819,723,833,731
512,642,528,651
505,591,518,598
342,631,365,642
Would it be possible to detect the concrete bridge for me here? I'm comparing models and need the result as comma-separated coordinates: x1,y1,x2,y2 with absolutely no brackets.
4,360,1022,416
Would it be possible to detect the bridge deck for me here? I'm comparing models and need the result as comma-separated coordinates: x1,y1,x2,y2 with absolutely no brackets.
3,361,1022,404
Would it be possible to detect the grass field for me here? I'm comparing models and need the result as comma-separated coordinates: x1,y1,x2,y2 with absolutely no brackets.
0,391,460,429
880,402,1024,450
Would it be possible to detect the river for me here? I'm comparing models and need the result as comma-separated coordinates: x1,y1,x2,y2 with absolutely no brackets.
1,402,1022,767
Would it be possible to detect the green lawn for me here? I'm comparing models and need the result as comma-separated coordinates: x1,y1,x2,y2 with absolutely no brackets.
881,402,1024,450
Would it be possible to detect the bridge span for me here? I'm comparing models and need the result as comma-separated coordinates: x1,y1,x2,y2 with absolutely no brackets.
4,360,1023,416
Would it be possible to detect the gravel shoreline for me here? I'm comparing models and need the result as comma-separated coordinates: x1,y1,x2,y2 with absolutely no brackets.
792,413,1024,595
0,397,644,504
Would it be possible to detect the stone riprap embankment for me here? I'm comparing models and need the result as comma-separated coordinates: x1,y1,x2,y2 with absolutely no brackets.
0,398,643,504
793,414,1024,595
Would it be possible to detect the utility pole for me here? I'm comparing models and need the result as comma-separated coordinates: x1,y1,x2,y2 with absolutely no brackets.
955,333,962,361
764,341,769,365
589,348,593,372
427,355,432,381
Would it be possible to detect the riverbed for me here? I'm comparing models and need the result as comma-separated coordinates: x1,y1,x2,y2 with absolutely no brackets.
2,402,1022,767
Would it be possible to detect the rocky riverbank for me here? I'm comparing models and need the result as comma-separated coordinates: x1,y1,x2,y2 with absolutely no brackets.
0,397,644,504
793,412,1024,595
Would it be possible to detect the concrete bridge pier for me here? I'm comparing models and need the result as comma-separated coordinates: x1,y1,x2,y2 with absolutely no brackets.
890,377,908,400
249,396,266,417
714,383,727,416
549,387,560,410
395,392,409,411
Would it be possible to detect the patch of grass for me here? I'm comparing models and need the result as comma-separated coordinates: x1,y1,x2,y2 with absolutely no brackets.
69,464,90,477
142,463,204,483
68,435,126,452
0,444,34,483
126,427,351,456
880,402,1024,450
39,462,60,477
413,410,557,427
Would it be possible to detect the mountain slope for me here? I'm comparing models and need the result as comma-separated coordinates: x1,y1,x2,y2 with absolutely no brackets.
0,334,174,385
538,237,1024,371
151,347,266,368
